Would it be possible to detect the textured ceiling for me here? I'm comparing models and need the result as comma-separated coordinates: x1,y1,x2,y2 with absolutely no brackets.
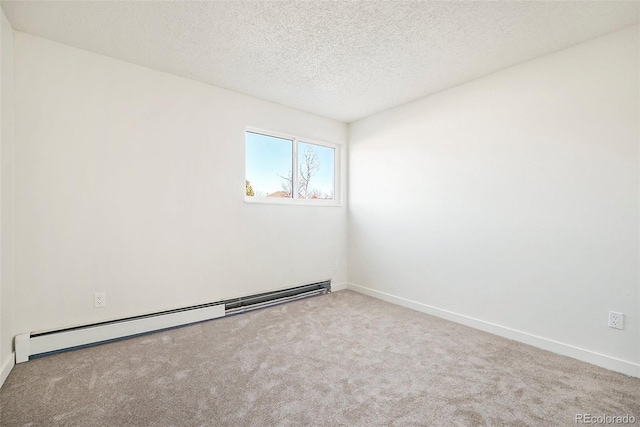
1,1,639,122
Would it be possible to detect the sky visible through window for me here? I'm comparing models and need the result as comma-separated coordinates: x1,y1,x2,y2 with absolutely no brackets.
246,131,334,199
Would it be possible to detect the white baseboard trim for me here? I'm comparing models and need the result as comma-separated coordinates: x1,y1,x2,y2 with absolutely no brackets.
347,283,640,378
331,282,348,292
0,352,15,389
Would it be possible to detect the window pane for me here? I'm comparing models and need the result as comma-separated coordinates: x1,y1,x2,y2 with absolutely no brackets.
297,142,335,200
246,131,293,198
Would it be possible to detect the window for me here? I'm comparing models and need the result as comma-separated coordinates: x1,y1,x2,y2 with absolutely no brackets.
245,129,338,204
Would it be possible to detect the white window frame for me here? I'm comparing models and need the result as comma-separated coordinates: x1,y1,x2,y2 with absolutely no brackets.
244,127,341,206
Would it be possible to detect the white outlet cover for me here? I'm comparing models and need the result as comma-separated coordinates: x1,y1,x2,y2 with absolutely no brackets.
608,311,623,329
94,292,106,308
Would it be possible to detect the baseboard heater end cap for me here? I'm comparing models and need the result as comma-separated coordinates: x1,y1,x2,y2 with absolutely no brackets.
15,333,30,363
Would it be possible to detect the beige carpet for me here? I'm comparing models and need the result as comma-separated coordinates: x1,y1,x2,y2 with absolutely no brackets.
1,290,638,426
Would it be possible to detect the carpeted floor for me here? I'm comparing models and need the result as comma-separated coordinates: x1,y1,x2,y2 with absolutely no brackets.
1,290,638,426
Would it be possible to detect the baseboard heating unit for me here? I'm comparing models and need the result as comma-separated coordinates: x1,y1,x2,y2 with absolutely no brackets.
15,280,331,363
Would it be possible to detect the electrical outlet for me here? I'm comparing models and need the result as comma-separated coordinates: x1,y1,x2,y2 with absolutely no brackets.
332,261,339,271
94,293,106,308
608,311,623,330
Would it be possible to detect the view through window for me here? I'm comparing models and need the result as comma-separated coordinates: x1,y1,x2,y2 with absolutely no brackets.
245,130,336,201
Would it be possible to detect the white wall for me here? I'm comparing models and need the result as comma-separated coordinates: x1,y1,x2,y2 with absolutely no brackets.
0,8,15,386
13,33,347,335
348,25,640,375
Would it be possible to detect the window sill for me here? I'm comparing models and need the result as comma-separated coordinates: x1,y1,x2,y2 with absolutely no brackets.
244,196,342,207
